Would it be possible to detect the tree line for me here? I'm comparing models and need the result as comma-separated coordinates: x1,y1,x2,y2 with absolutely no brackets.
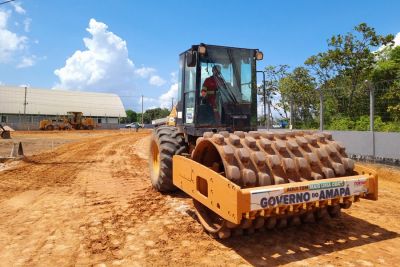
260,23,400,131
120,108,171,124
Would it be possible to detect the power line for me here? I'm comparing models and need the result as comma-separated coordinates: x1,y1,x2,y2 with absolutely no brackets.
23,85,27,114
0,0,17,6
141,95,144,125
0,87,157,99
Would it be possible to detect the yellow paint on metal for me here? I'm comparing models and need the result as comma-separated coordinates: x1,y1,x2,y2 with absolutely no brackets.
173,155,379,225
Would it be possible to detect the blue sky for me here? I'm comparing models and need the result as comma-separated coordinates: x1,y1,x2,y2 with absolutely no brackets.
0,0,399,112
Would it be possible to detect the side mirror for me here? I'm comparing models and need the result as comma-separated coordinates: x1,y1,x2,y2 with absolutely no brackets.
187,51,197,67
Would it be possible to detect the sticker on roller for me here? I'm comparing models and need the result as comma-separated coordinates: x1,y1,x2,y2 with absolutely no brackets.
250,177,369,211
185,108,194,124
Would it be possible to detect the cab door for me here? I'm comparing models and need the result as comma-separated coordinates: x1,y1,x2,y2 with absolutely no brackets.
182,52,197,125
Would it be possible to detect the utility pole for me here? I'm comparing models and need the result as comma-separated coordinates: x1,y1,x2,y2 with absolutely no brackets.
171,97,174,110
23,86,27,123
267,94,271,130
256,70,269,129
141,95,144,126
289,96,294,130
263,74,267,129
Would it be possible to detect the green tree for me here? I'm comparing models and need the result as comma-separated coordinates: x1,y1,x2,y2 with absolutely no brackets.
120,109,137,123
278,67,318,128
258,65,290,121
372,46,400,121
141,108,170,124
306,23,394,118
126,109,137,123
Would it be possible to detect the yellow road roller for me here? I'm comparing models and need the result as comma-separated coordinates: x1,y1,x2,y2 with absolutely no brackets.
149,44,378,238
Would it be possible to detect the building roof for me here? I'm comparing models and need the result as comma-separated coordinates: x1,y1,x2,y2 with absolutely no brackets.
0,86,126,117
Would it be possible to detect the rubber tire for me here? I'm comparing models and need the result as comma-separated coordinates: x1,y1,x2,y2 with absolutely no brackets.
45,125,54,131
1,131,11,139
149,126,187,192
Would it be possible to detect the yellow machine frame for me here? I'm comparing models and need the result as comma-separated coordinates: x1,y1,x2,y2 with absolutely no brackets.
173,155,378,225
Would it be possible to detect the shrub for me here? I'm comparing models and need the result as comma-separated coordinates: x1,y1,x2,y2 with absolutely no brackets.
327,116,355,130
354,116,370,131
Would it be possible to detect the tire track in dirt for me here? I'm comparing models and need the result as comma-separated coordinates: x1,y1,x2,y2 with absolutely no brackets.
0,141,101,202
0,132,149,266
89,134,400,266
0,131,399,266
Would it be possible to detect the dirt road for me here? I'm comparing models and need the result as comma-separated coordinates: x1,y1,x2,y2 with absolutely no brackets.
0,130,125,158
0,131,399,266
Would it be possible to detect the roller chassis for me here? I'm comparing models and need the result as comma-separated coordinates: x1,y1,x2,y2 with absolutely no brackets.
150,128,378,238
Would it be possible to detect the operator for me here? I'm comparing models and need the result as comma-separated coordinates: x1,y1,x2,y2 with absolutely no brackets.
200,88,208,105
201,65,225,118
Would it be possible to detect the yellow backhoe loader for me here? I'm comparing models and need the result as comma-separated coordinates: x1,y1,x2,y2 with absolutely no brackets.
166,106,177,126
149,44,378,238
39,112,95,130
0,124,11,139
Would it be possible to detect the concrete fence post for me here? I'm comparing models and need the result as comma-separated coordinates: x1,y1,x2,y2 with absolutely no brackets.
367,80,375,159
267,91,271,131
319,87,323,132
289,96,294,130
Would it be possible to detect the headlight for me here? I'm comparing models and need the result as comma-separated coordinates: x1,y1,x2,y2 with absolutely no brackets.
198,45,206,55
256,51,263,60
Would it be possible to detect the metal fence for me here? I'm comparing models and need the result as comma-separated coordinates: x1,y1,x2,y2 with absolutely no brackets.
319,81,399,132
259,79,400,133
257,79,400,162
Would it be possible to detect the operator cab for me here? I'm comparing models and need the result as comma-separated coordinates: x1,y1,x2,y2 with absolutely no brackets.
176,44,263,136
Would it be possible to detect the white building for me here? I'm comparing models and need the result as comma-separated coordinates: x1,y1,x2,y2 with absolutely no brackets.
0,86,126,129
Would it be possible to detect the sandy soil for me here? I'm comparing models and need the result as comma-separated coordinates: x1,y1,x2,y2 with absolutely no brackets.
0,130,399,266
0,130,137,158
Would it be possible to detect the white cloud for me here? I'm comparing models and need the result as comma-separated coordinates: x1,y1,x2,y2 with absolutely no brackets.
17,55,36,68
377,32,400,53
23,18,31,32
0,10,8,28
0,10,27,62
149,75,166,86
11,2,26,14
170,71,178,83
140,96,158,104
393,32,400,47
135,66,155,78
159,83,178,108
54,18,167,92
140,83,178,110
135,67,167,87
54,19,135,91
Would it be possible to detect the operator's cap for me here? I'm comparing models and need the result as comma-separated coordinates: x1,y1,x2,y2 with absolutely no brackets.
212,65,221,74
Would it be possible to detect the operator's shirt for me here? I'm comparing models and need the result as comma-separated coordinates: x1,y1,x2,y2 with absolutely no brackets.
202,76,224,110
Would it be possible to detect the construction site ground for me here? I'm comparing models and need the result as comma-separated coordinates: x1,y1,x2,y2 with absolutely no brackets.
0,130,399,266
